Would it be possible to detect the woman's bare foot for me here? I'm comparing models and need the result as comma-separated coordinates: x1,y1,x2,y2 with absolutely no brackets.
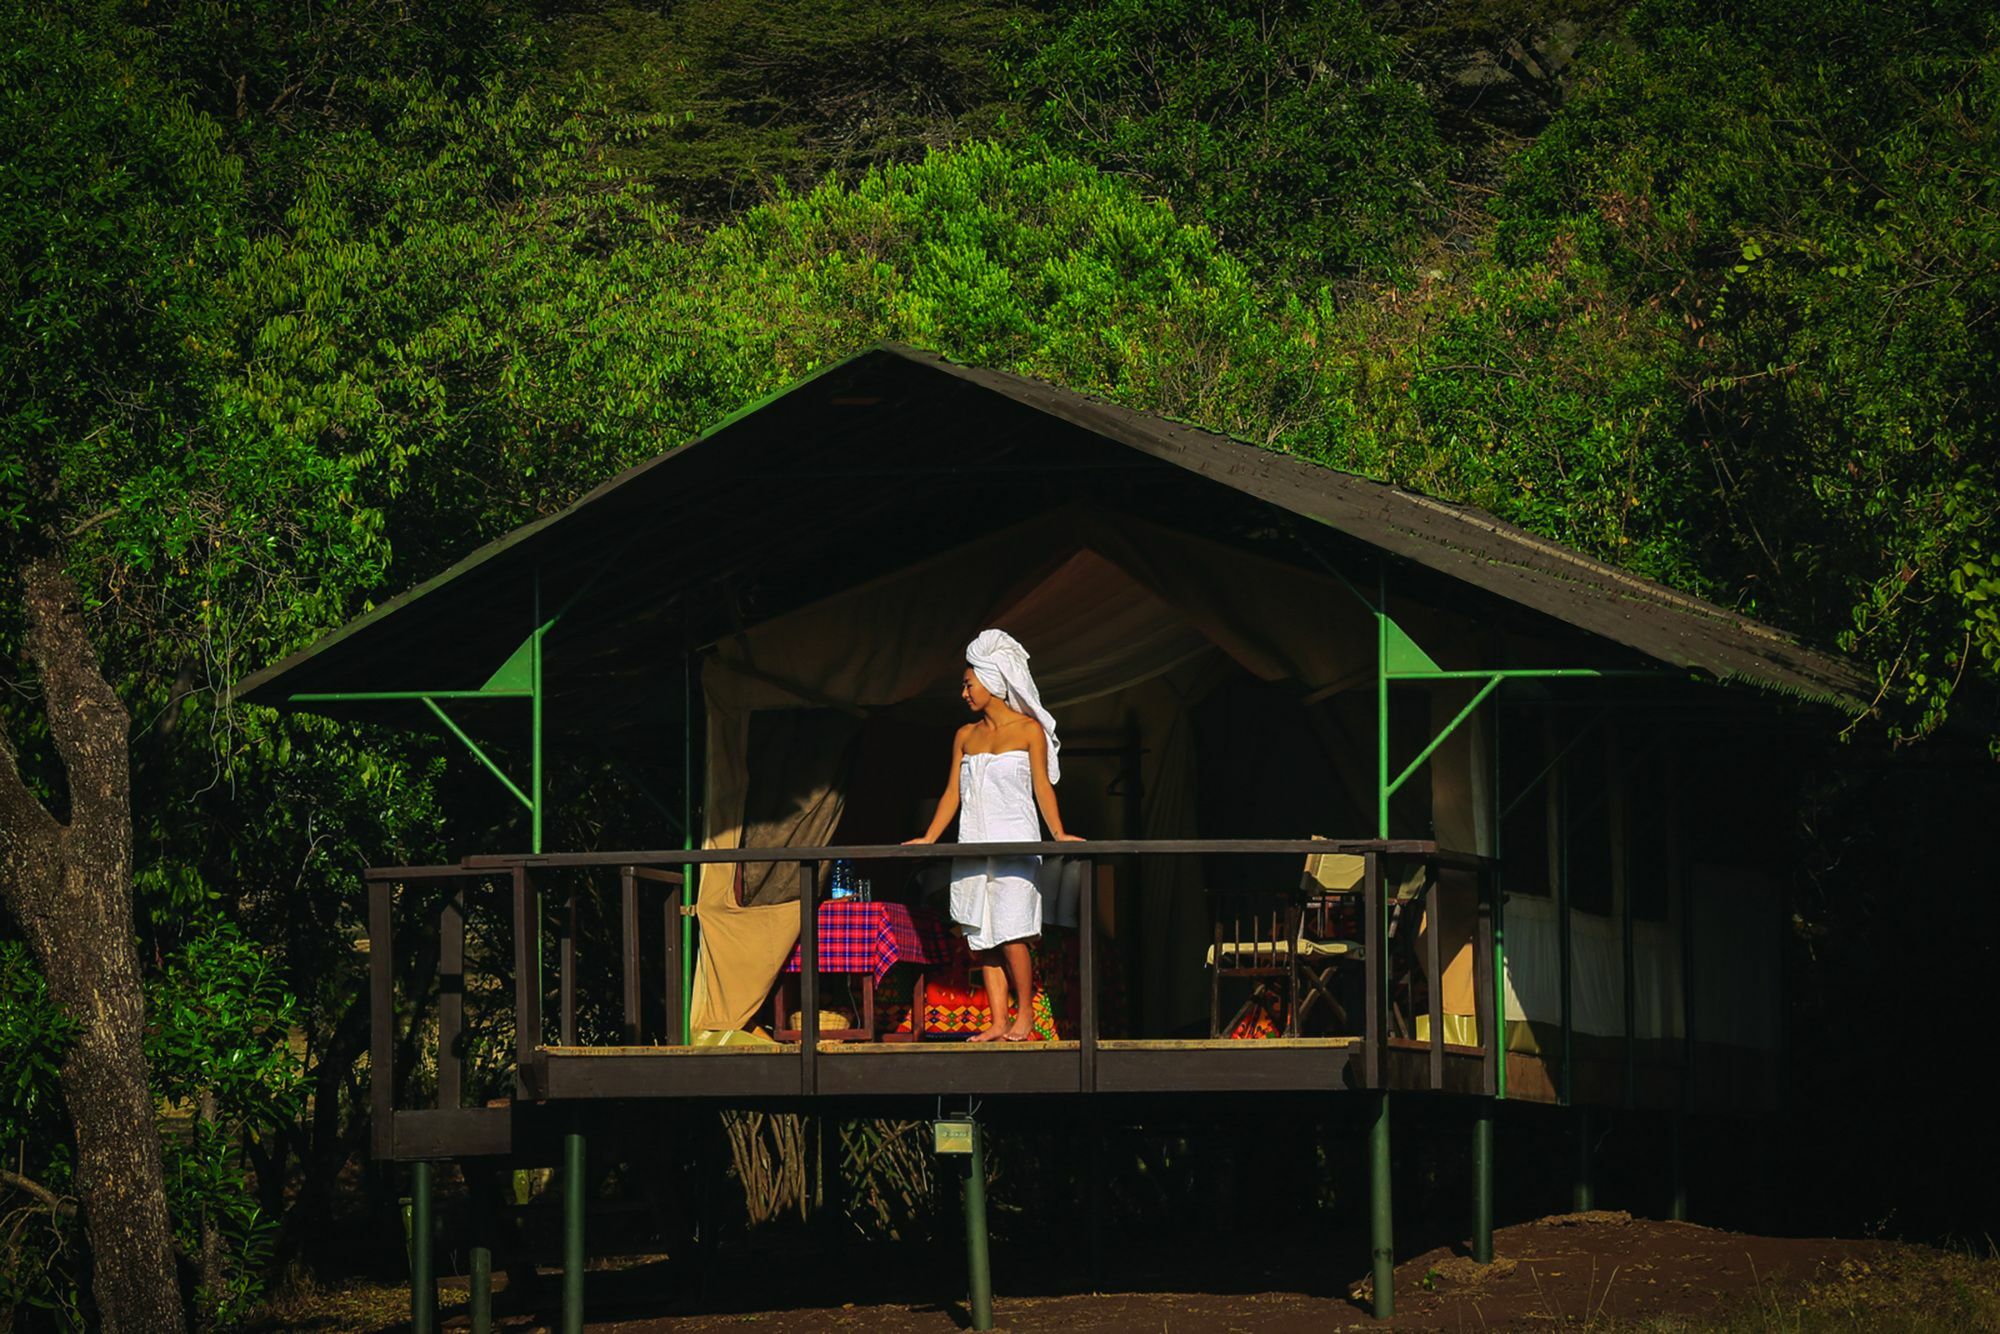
968,1023,1008,1043
1002,1019,1038,1042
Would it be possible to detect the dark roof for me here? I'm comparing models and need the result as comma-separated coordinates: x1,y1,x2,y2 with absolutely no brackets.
236,343,1869,725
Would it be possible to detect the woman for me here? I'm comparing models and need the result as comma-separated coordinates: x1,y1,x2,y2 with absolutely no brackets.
906,630,1081,1041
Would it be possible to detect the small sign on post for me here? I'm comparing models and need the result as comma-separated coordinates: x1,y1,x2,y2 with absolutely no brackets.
933,1118,977,1155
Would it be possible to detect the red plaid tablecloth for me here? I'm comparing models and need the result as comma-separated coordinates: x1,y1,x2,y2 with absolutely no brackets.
781,901,958,984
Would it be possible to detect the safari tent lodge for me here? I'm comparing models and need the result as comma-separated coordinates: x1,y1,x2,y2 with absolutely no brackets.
237,344,1868,1329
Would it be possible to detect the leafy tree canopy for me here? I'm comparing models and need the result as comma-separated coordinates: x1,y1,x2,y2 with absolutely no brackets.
1016,0,1449,282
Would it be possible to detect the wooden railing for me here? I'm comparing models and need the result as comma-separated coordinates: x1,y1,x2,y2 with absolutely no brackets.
362,840,1495,1157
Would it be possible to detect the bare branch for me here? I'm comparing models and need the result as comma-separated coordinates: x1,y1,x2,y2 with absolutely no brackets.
0,1169,77,1217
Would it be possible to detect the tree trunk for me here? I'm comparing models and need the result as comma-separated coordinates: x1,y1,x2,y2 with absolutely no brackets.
194,1089,225,1332
0,555,185,1333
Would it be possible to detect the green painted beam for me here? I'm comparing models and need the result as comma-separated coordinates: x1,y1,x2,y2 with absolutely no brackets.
1386,668,1659,681
288,689,532,702
1384,674,1503,798
422,698,533,811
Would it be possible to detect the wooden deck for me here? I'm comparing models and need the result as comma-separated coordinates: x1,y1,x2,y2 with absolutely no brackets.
531,1036,1366,1098
369,842,1505,1160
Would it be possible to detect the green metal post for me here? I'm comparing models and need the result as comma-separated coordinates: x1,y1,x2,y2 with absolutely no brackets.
1376,568,1390,839
1472,1105,1495,1264
468,1232,492,1332
1369,1091,1394,1319
964,1119,994,1332
1573,1106,1595,1212
410,1163,436,1334
1371,566,1394,1320
682,648,694,1044
1493,715,1508,1102
1557,734,1574,1107
563,1124,586,1333
532,571,545,857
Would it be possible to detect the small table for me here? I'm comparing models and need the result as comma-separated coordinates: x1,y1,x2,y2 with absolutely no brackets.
775,899,957,1041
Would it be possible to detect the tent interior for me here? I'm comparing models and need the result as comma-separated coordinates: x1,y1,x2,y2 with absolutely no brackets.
690,504,1504,1043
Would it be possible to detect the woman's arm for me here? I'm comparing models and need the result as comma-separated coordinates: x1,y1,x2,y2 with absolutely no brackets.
905,728,967,844
1029,725,1082,842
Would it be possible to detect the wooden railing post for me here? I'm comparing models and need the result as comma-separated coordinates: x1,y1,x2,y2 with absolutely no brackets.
513,865,542,1098
1426,864,1445,1090
1473,863,1497,1097
1079,859,1098,1093
438,886,466,1111
368,875,394,1159
619,867,641,1044
665,874,685,1047
798,862,818,1095
1363,850,1383,1089
559,887,578,1047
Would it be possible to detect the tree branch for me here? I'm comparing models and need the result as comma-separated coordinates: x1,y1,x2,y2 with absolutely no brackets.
20,555,129,846
0,1168,78,1217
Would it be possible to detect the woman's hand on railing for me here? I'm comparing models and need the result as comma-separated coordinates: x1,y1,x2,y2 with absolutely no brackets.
902,834,937,845
1055,832,1085,842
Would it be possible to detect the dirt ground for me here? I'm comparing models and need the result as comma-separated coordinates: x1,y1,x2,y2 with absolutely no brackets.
259,1211,2000,1332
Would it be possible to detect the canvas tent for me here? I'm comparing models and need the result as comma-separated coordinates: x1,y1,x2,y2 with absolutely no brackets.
233,341,1861,1101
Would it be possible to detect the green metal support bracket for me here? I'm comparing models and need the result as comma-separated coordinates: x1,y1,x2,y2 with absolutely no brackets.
1384,674,1504,798
423,698,533,810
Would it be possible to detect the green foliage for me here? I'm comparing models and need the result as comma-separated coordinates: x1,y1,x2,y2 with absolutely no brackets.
0,946,82,1327
1017,0,1447,281
1320,251,1701,588
0,925,306,1327
147,922,304,1325
681,140,1331,433
539,0,1034,223
1481,0,2000,740
0,3,238,543
219,70,685,575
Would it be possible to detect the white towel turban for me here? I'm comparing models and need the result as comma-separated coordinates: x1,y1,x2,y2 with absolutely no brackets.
966,628,1060,784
